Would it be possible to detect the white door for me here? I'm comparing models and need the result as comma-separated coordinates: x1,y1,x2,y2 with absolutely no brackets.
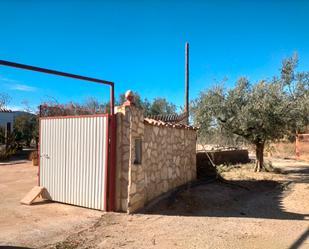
40,115,109,210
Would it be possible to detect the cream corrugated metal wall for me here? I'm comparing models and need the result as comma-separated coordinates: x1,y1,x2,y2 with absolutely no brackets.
40,116,109,210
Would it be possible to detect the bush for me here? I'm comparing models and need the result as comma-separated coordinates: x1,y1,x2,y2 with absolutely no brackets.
0,146,17,160
0,130,18,161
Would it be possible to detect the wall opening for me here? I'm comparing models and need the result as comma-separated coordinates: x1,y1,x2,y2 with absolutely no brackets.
134,138,142,165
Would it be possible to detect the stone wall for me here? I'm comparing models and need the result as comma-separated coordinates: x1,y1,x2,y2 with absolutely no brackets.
143,124,196,204
115,103,197,213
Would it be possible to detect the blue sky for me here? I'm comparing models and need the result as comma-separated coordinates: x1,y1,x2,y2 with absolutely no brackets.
0,0,309,111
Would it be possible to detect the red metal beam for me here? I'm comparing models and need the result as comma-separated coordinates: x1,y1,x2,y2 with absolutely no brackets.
0,60,113,85
0,60,114,114
110,83,115,115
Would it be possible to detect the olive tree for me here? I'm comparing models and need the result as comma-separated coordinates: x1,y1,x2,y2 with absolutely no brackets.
192,56,308,172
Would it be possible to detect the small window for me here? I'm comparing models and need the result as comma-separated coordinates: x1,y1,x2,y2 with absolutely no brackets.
134,138,142,164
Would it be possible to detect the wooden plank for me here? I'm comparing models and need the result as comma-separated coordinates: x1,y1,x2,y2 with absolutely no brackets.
20,186,47,205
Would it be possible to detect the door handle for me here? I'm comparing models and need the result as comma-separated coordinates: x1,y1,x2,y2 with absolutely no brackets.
40,154,50,159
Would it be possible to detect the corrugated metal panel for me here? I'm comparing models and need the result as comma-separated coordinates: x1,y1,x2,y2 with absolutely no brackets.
40,116,108,210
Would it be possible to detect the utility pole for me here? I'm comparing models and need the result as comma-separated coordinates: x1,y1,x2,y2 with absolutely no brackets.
185,42,189,124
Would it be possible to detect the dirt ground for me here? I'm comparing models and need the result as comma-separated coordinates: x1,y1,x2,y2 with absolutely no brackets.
0,159,308,249
0,162,102,248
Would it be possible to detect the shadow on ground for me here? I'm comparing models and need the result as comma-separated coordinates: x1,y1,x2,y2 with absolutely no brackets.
288,227,309,249
281,167,309,184
144,166,309,221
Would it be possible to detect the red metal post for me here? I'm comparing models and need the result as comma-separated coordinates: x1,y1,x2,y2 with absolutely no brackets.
108,83,116,211
38,105,42,186
108,114,116,211
104,117,110,211
296,134,300,160
110,84,115,115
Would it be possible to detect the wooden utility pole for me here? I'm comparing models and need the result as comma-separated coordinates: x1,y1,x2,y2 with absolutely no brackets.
185,42,189,124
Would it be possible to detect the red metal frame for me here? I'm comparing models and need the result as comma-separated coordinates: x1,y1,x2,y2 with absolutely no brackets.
0,60,116,211
40,113,110,120
108,115,116,211
38,111,41,187
104,116,110,211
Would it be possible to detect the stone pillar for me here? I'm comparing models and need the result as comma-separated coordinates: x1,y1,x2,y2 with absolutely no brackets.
126,105,145,213
115,90,146,213
115,105,130,211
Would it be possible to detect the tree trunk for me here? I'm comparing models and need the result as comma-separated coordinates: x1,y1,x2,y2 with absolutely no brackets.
254,142,265,172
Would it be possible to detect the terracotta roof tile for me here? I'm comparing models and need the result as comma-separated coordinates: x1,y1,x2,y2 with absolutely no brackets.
144,117,198,130
146,112,188,123
0,108,12,113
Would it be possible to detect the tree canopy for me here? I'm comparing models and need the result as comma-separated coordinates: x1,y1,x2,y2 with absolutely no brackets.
14,114,38,146
117,92,177,116
281,54,309,134
39,91,177,119
192,55,309,172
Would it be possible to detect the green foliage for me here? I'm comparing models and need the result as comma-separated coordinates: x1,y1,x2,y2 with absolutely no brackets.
193,78,288,143
97,92,177,116
14,114,38,146
40,92,177,118
0,127,18,160
0,127,5,144
117,92,151,112
192,55,309,171
197,125,248,148
145,97,177,116
281,54,309,134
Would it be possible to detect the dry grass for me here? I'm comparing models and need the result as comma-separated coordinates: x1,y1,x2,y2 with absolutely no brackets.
267,142,295,159
218,161,286,183
268,141,309,162
298,142,309,161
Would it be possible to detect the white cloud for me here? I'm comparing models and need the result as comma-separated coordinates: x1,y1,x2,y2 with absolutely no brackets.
0,75,37,92
0,75,19,83
10,84,37,92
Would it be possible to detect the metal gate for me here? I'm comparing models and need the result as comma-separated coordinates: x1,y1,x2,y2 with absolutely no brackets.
39,115,109,210
0,59,116,211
